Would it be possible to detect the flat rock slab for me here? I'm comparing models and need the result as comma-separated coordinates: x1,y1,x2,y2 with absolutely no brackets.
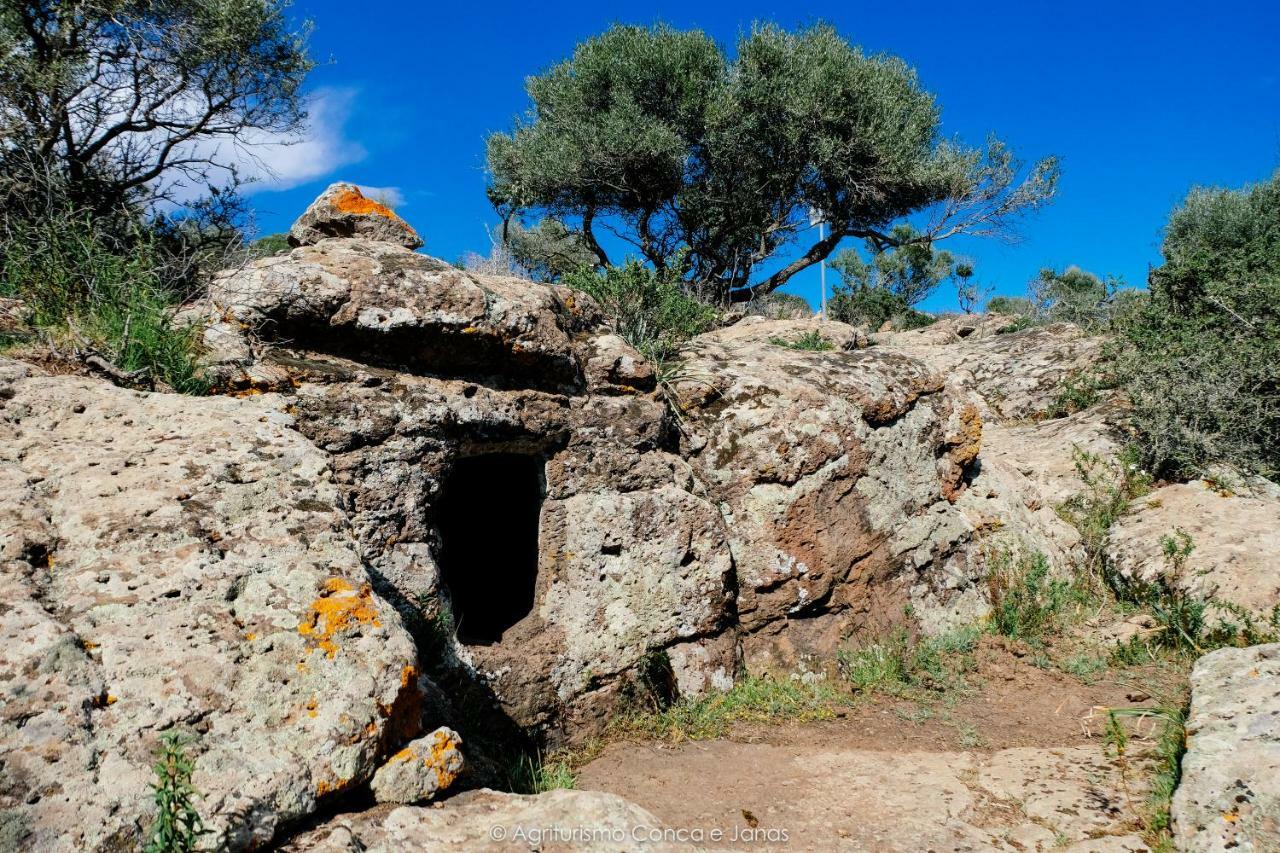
1173,643,1280,852
283,789,685,852
577,740,1148,851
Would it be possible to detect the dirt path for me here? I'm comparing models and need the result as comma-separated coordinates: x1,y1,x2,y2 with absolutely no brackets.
576,643,1178,851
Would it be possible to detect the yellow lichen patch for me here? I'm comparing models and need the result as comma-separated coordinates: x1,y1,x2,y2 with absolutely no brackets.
306,696,318,718
390,746,417,764
244,632,256,642
331,187,404,222
400,665,418,688
297,578,382,659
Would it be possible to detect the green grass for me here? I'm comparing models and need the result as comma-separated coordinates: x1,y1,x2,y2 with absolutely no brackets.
837,625,979,696
769,330,834,351
614,676,843,742
986,551,1093,645
1104,703,1187,852
506,749,580,794
1,212,209,394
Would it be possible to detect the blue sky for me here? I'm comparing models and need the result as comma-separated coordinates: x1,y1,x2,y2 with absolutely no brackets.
244,0,1280,312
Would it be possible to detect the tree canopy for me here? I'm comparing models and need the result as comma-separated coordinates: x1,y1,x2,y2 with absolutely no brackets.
488,22,1058,303
0,0,312,215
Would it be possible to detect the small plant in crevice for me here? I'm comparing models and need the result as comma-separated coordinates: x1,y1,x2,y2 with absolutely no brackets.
1104,702,1188,852
506,748,584,794
1044,370,1113,419
986,551,1089,644
769,330,834,351
1056,446,1153,573
837,625,979,696
145,731,208,853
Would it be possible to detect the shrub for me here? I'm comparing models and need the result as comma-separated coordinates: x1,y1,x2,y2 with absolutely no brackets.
747,291,814,319
0,209,209,393
562,260,718,366
986,295,1034,315
769,330,834,351
1116,170,1280,481
827,285,934,330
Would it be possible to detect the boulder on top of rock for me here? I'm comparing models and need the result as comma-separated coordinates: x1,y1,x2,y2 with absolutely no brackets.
289,182,423,249
370,728,465,804
208,238,611,391
1105,480,1280,619
1173,643,1280,853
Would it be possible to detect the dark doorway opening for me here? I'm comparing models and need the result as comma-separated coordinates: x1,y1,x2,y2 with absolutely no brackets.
436,453,544,645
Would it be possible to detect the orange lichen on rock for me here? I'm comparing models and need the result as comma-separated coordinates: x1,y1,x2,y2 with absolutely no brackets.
298,577,382,658
941,403,983,502
332,187,404,222
427,728,462,789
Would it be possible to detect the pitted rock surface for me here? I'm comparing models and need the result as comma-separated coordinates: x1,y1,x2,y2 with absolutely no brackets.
0,360,421,851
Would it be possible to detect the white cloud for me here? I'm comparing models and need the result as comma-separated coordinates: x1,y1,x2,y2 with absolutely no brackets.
356,185,406,208
163,87,367,200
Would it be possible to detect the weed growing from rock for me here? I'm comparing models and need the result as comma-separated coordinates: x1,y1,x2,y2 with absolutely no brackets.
768,330,834,351
1104,703,1187,852
145,732,207,853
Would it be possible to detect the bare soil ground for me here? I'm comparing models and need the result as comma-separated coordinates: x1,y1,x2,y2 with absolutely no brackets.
576,638,1183,852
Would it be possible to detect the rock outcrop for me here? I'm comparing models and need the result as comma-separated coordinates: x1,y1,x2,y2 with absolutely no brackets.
672,318,987,666
1106,480,1280,619
289,183,423,250
0,360,424,850
1173,643,1280,852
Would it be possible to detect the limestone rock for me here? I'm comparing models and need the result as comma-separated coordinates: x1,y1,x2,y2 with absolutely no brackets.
1173,643,1280,852
0,361,421,850
370,728,465,804
284,789,682,852
289,182,423,249
1105,481,1280,618
722,315,868,350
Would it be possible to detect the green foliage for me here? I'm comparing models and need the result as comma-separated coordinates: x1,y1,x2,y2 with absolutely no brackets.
827,283,934,330
837,626,979,695
1044,370,1109,418
1056,447,1152,571
507,750,578,794
616,676,841,742
769,330,834,351
0,0,311,217
985,552,1087,644
830,224,957,308
1104,704,1187,850
145,732,207,853
503,218,599,282
249,233,292,258
986,295,1034,315
488,22,1057,302
0,210,208,393
746,292,813,319
1116,170,1280,481
562,259,717,365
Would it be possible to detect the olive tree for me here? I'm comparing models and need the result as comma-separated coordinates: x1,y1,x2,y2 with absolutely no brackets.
488,23,1058,304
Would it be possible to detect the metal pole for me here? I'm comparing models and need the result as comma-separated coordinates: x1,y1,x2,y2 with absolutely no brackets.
819,221,827,319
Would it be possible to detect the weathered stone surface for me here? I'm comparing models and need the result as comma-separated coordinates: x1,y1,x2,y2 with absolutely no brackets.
370,728,465,804
1173,643,1280,853
877,321,1106,421
289,182,423,249
1106,481,1280,617
672,318,985,666
871,312,1015,347
209,238,610,391
286,789,681,852
205,234,733,737
721,315,868,350
0,360,421,851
